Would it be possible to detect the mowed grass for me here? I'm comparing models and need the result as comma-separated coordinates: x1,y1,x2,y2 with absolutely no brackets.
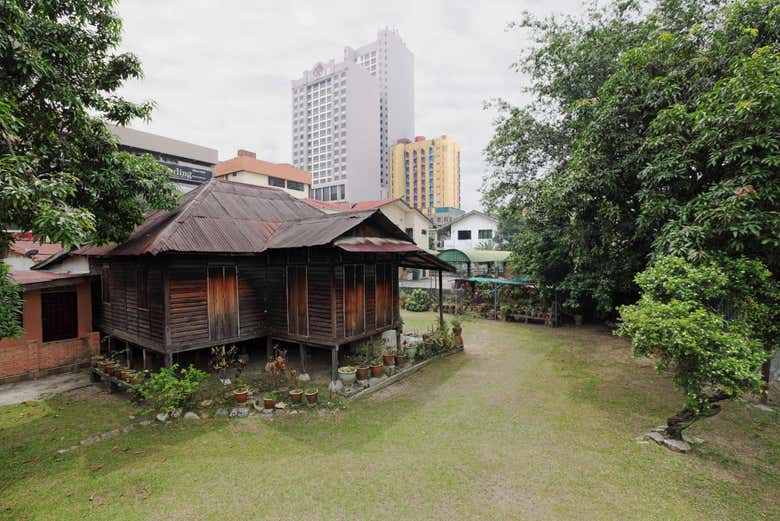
1,312,779,520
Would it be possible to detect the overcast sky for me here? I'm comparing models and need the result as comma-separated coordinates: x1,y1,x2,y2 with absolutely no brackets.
116,0,584,211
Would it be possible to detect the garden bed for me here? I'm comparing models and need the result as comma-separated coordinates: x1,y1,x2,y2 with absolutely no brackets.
345,346,464,401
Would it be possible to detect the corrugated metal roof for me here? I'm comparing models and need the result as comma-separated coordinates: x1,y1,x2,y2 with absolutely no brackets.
72,179,456,271
10,270,89,287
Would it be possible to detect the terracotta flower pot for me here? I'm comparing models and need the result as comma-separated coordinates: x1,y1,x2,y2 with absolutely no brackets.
119,368,132,382
131,373,145,385
382,353,396,366
263,397,275,409
396,354,409,366
370,364,384,378
356,365,370,381
452,326,462,336
234,389,249,403
305,391,318,405
289,389,304,404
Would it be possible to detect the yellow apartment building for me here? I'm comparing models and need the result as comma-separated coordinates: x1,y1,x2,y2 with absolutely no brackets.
389,135,460,216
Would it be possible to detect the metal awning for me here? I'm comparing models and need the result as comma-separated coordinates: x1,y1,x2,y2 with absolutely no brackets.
333,237,455,272
333,237,421,253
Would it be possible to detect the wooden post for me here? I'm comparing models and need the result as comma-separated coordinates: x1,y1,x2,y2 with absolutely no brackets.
494,282,498,321
164,352,172,368
142,349,148,371
331,346,339,382
126,343,132,368
438,269,444,328
299,343,306,373
266,336,272,362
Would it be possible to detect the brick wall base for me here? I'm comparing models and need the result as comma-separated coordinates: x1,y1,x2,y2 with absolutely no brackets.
0,332,100,385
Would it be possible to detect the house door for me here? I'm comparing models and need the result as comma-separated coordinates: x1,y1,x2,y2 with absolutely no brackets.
208,266,239,341
344,264,365,337
287,265,308,336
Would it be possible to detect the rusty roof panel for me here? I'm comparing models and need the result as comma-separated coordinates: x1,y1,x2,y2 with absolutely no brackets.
74,178,454,272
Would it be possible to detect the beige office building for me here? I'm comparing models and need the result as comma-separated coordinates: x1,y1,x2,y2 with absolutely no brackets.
389,135,460,216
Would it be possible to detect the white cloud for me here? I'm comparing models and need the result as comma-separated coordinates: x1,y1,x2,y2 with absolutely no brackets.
116,0,584,210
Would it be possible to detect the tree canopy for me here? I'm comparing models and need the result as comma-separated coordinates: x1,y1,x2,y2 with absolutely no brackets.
0,0,180,337
484,0,780,315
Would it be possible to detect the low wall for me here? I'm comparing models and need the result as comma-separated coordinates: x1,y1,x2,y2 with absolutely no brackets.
0,332,100,384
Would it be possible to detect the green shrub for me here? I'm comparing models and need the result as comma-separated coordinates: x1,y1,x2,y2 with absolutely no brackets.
617,255,779,438
136,364,209,414
405,289,432,312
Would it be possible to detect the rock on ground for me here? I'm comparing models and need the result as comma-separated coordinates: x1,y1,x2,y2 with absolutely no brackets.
663,438,691,453
183,412,200,421
156,413,169,423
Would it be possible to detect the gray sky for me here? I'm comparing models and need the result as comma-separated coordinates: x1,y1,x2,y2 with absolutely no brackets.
117,0,584,211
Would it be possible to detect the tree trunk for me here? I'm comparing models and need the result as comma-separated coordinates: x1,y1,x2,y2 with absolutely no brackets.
666,394,727,440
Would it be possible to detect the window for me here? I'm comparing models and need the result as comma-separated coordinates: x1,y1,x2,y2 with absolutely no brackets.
344,264,365,337
287,265,308,336
478,229,493,240
287,180,304,192
375,264,393,327
457,230,472,240
42,291,78,342
405,227,414,239
136,266,149,310
207,266,239,340
268,176,285,188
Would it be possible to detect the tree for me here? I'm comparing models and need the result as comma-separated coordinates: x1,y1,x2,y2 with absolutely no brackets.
617,256,779,439
483,0,780,316
0,0,180,337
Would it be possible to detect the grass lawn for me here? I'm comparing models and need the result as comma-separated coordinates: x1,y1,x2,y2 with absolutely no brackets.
2,312,779,520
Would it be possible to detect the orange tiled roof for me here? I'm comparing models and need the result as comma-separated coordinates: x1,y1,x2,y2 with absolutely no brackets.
214,156,312,185
9,240,64,263
301,199,352,211
349,198,403,211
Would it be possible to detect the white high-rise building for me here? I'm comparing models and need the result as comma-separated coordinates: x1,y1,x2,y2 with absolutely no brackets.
292,28,414,202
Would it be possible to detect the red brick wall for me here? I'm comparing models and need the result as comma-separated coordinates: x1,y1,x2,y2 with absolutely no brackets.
0,281,99,382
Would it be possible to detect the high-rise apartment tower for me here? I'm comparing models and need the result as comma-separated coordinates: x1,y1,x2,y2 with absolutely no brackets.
292,28,414,202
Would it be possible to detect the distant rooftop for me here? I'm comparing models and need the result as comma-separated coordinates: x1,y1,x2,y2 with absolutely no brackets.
215,150,312,186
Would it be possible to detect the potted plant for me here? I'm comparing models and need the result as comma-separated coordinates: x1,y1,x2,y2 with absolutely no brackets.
263,396,275,409
234,384,249,403
395,352,409,366
119,367,133,382
382,348,396,366
404,341,418,361
451,319,462,336
338,365,357,387
356,364,370,381
304,388,318,405
131,370,146,386
289,388,304,404
105,361,120,376
369,357,384,378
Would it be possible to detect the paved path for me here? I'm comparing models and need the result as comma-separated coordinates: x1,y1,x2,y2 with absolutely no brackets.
0,371,92,406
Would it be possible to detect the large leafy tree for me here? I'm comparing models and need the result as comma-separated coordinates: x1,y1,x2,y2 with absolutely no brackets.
0,0,179,337
484,0,780,315
486,0,780,430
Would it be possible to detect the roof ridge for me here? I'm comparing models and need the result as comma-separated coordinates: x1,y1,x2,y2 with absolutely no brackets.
149,179,214,253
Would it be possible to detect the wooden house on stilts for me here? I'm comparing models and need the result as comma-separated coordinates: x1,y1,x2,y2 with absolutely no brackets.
78,178,453,381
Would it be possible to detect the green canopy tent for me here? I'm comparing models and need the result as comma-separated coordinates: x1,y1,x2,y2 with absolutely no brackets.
453,276,559,327
436,249,511,277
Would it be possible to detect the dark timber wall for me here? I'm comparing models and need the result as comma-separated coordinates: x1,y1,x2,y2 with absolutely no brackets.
91,247,400,355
